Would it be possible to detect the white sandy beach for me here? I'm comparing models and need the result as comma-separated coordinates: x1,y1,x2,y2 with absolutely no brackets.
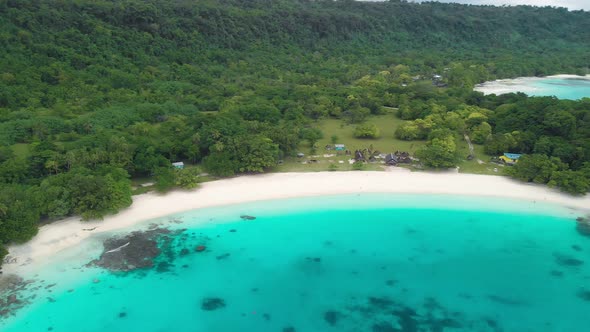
474,74,590,95
4,170,590,275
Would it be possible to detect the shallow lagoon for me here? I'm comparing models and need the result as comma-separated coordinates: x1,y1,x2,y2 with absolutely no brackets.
475,75,590,100
1,194,589,332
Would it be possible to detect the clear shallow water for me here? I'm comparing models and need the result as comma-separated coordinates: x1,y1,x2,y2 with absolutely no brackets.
1,194,589,332
475,76,590,100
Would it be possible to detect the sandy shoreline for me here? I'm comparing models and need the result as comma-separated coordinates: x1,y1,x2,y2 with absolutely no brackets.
474,74,590,95
4,170,590,275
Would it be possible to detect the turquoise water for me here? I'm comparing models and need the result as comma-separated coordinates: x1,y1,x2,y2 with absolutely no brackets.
475,76,590,100
1,194,589,332
527,77,590,99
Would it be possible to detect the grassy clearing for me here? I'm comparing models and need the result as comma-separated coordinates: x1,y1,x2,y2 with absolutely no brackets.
11,143,30,159
278,114,507,175
456,141,505,175
278,114,427,172
315,115,425,154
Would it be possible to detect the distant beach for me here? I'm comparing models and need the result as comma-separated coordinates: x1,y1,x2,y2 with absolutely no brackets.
475,74,590,99
5,170,589,275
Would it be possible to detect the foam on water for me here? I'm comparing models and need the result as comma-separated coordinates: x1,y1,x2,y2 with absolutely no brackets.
475,75,590,100
1,194,589,332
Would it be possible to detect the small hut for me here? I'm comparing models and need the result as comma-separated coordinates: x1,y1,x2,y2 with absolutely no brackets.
385,153,399,166
354,150,365,162
393,151,412,164
172,162,184,169
334,144,346,151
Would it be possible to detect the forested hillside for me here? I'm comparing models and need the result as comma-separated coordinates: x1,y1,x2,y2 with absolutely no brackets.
1,0,590,265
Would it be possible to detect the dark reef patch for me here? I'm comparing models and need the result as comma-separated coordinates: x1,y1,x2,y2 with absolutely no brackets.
305,257,322,263
576,217,590,237
553,253,584,267
88,226,210,275
550,270,564,277
89,227,185,272
577,289,590,302
240,215,256,220
282,327,296,332
393,307,419,332
368,296,394,310
201,297,226,311
339,294,498,331
371,322,397,332
0,274,37,318
485,318,498,328
216,253,231,260
323,310,342,326
156,261,173,273
572,245,583,252
432,318,462,330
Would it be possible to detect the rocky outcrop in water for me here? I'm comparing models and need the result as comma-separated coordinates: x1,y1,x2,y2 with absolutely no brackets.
0,274,34,318
89,228,182,272
201,297,225,311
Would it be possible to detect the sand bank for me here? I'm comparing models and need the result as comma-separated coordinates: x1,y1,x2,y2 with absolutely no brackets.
4,171,590,274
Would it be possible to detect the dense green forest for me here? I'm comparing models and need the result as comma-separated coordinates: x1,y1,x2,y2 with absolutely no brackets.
1,0,590,266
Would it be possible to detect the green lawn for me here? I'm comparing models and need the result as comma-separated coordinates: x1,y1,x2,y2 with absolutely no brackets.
277,114,427,172
277,114,509,175
315,115,425,154
456,141,505,175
